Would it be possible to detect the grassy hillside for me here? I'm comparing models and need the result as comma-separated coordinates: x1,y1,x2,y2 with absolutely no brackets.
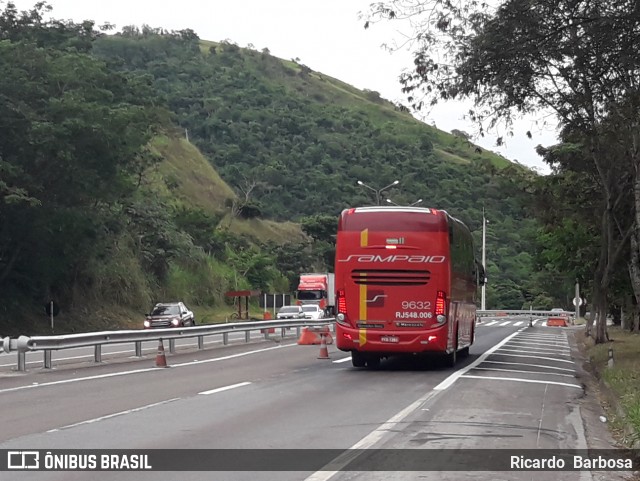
150,133,308,244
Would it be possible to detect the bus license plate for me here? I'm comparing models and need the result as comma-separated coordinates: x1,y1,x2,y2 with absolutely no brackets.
381,336,399,343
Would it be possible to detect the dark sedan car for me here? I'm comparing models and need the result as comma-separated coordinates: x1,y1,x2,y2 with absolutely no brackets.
144,302,196,329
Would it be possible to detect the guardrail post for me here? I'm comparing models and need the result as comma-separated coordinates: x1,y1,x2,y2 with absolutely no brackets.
169,339,175,354
44,350,52,369
245,330,250,343
94,345,102,363
135,341,142,357
223,332,229,345
17,351,26,372
198,336,204,350
281,327,286,338
296,326,301,338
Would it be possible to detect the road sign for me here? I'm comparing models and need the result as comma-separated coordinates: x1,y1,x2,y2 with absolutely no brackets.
573,297,583,306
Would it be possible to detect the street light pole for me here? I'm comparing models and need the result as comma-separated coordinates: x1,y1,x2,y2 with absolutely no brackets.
357,180,399,205
386,198,423,207
481,208,487,311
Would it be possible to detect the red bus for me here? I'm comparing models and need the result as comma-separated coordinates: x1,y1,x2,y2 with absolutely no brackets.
334,206,483,368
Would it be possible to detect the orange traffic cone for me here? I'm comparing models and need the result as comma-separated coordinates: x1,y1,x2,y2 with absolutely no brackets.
320,325,334,344
317,334,330,360
298,327,321,345
156,339,168,368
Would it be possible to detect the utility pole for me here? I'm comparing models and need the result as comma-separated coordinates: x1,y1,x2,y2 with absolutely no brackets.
575,279,580,325
481,208,487,311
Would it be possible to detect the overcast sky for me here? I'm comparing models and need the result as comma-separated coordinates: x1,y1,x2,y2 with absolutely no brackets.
8,0,558,173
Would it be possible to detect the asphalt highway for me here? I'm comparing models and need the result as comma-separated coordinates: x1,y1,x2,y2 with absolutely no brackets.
0,317,627,481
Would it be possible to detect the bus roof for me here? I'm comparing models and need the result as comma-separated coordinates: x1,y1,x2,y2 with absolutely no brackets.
339,206,462,232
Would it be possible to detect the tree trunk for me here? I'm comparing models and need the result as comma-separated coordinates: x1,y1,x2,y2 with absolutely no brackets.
630,145,640,314
593,206,610,344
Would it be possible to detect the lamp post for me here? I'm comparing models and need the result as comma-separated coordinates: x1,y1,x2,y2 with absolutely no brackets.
386,198,423,206
481,208,487,311
357,180,399,205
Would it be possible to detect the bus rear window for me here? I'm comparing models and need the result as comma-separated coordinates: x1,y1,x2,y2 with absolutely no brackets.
341,211,446,232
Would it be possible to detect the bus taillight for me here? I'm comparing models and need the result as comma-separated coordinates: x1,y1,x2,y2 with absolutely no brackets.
336,289,349,326
435,290,447,323
337,289,347,313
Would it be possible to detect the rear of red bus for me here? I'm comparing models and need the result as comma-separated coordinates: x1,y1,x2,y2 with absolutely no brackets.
334,207,457,365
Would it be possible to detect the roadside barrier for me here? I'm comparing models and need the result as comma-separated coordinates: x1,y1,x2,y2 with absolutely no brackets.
317,334,330,359
3,318,334,372
547,316,568,327
298,326,334,345
155,339,168,368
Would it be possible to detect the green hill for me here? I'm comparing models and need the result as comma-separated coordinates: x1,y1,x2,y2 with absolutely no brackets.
89,30,541,310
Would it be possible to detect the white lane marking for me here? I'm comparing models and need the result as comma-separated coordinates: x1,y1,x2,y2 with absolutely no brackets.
532,320,539,326
514,321,523,326
170,343,295,367
488,352,574,364
433,329,524,391
471,367,575,378
505,340,569,350
0,343,297,394
305,390,441,481
47,398,181,432
516,332,568,338
332,357,352,364
514,336,568,343
482,361,575,372
460,374,581,389
305,329,526,481
497,347,571,357
199,382,251,395
484,321,499,326
499,321,511,326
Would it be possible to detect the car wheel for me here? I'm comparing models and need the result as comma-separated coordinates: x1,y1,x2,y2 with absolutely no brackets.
191,317,196,326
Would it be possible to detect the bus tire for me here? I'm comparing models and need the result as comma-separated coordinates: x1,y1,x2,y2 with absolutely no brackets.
351,351,366,368
444,348,457,367
366,356,381,369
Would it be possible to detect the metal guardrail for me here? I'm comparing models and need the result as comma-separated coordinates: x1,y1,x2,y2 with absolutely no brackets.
2,310,573,371
477,310,574,318
1,318,334,372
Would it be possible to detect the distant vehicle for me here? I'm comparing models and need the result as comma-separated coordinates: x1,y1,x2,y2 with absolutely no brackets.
297,273,335,316
335,206,482,368
551,308,564,312
144,302,195,329
301,304,325,320
276,305,305,319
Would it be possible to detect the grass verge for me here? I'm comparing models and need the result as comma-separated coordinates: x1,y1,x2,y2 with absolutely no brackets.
580,326,640,447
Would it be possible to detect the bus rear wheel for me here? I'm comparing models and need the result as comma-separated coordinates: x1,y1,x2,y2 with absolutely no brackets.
444,347,457,367
351,351,366,368
366,356,381,369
